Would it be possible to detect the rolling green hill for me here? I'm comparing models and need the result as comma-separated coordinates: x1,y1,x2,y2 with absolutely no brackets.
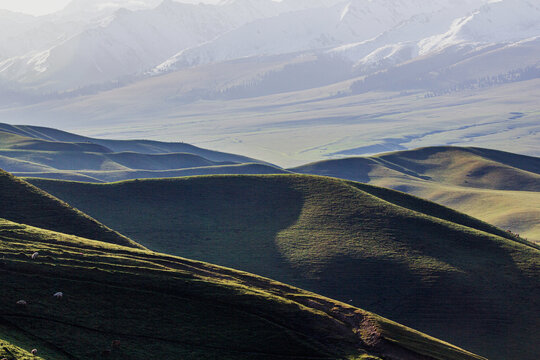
0,126,287,182
291,146,540,242
0,123,264,163
0,169,141,249
0,132,231,171
27,174,540,360
0,217,485,360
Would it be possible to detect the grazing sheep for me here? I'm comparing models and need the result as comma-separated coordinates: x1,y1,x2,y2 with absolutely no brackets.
16,300,27,306
53,292,63,298
31,349,37,355
31,252,39,260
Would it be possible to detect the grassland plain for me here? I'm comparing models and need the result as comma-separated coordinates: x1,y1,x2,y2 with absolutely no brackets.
292,146,540,243
27,174,540,360
0,218,486,360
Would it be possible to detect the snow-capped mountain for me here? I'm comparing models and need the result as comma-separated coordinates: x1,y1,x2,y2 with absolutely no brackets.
154,0,489,72
0,0,346,91
0,0,538,96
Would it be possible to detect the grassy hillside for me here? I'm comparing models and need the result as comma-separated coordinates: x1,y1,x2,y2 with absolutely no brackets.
0,123,264,163
0,132,229,171
292,146,540,242
0,169,141,249
28,174,540,360
0,218,485,360
0,127,287,182
0,131,112,153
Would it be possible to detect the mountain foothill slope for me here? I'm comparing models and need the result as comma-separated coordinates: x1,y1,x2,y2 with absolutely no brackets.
26,174,540,360
0,172,487,360
291,146,540,243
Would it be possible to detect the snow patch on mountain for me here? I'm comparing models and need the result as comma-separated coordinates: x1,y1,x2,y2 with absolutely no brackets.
420,0,540,53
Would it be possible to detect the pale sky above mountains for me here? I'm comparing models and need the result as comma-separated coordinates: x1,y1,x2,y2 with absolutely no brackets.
0,0,222,16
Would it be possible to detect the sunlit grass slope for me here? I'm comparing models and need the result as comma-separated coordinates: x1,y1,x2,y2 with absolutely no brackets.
292,146,540,242
0,169,141,249
28,174,540,360
0,218,485,360
0,334,46,360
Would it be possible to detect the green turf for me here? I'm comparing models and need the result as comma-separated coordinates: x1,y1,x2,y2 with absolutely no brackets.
27,174,540,360
0,218,485,360
0,169,141,249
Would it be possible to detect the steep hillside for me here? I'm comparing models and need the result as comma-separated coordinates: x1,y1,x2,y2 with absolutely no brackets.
0,169,140,248
28,174,540,360
0,217,485,360
291,146,540,242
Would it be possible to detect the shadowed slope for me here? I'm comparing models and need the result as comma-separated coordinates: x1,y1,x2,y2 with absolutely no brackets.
28,174,540,360
0,218,485,360
0,169,141,249
291,146,540,242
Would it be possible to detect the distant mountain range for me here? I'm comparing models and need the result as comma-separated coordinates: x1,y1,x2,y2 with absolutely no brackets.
0,0,538,97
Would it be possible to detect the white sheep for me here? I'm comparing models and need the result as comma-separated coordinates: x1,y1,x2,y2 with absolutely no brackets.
31,349,37,355
16,300,27,306
31,252,39,260
53,292,63,298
